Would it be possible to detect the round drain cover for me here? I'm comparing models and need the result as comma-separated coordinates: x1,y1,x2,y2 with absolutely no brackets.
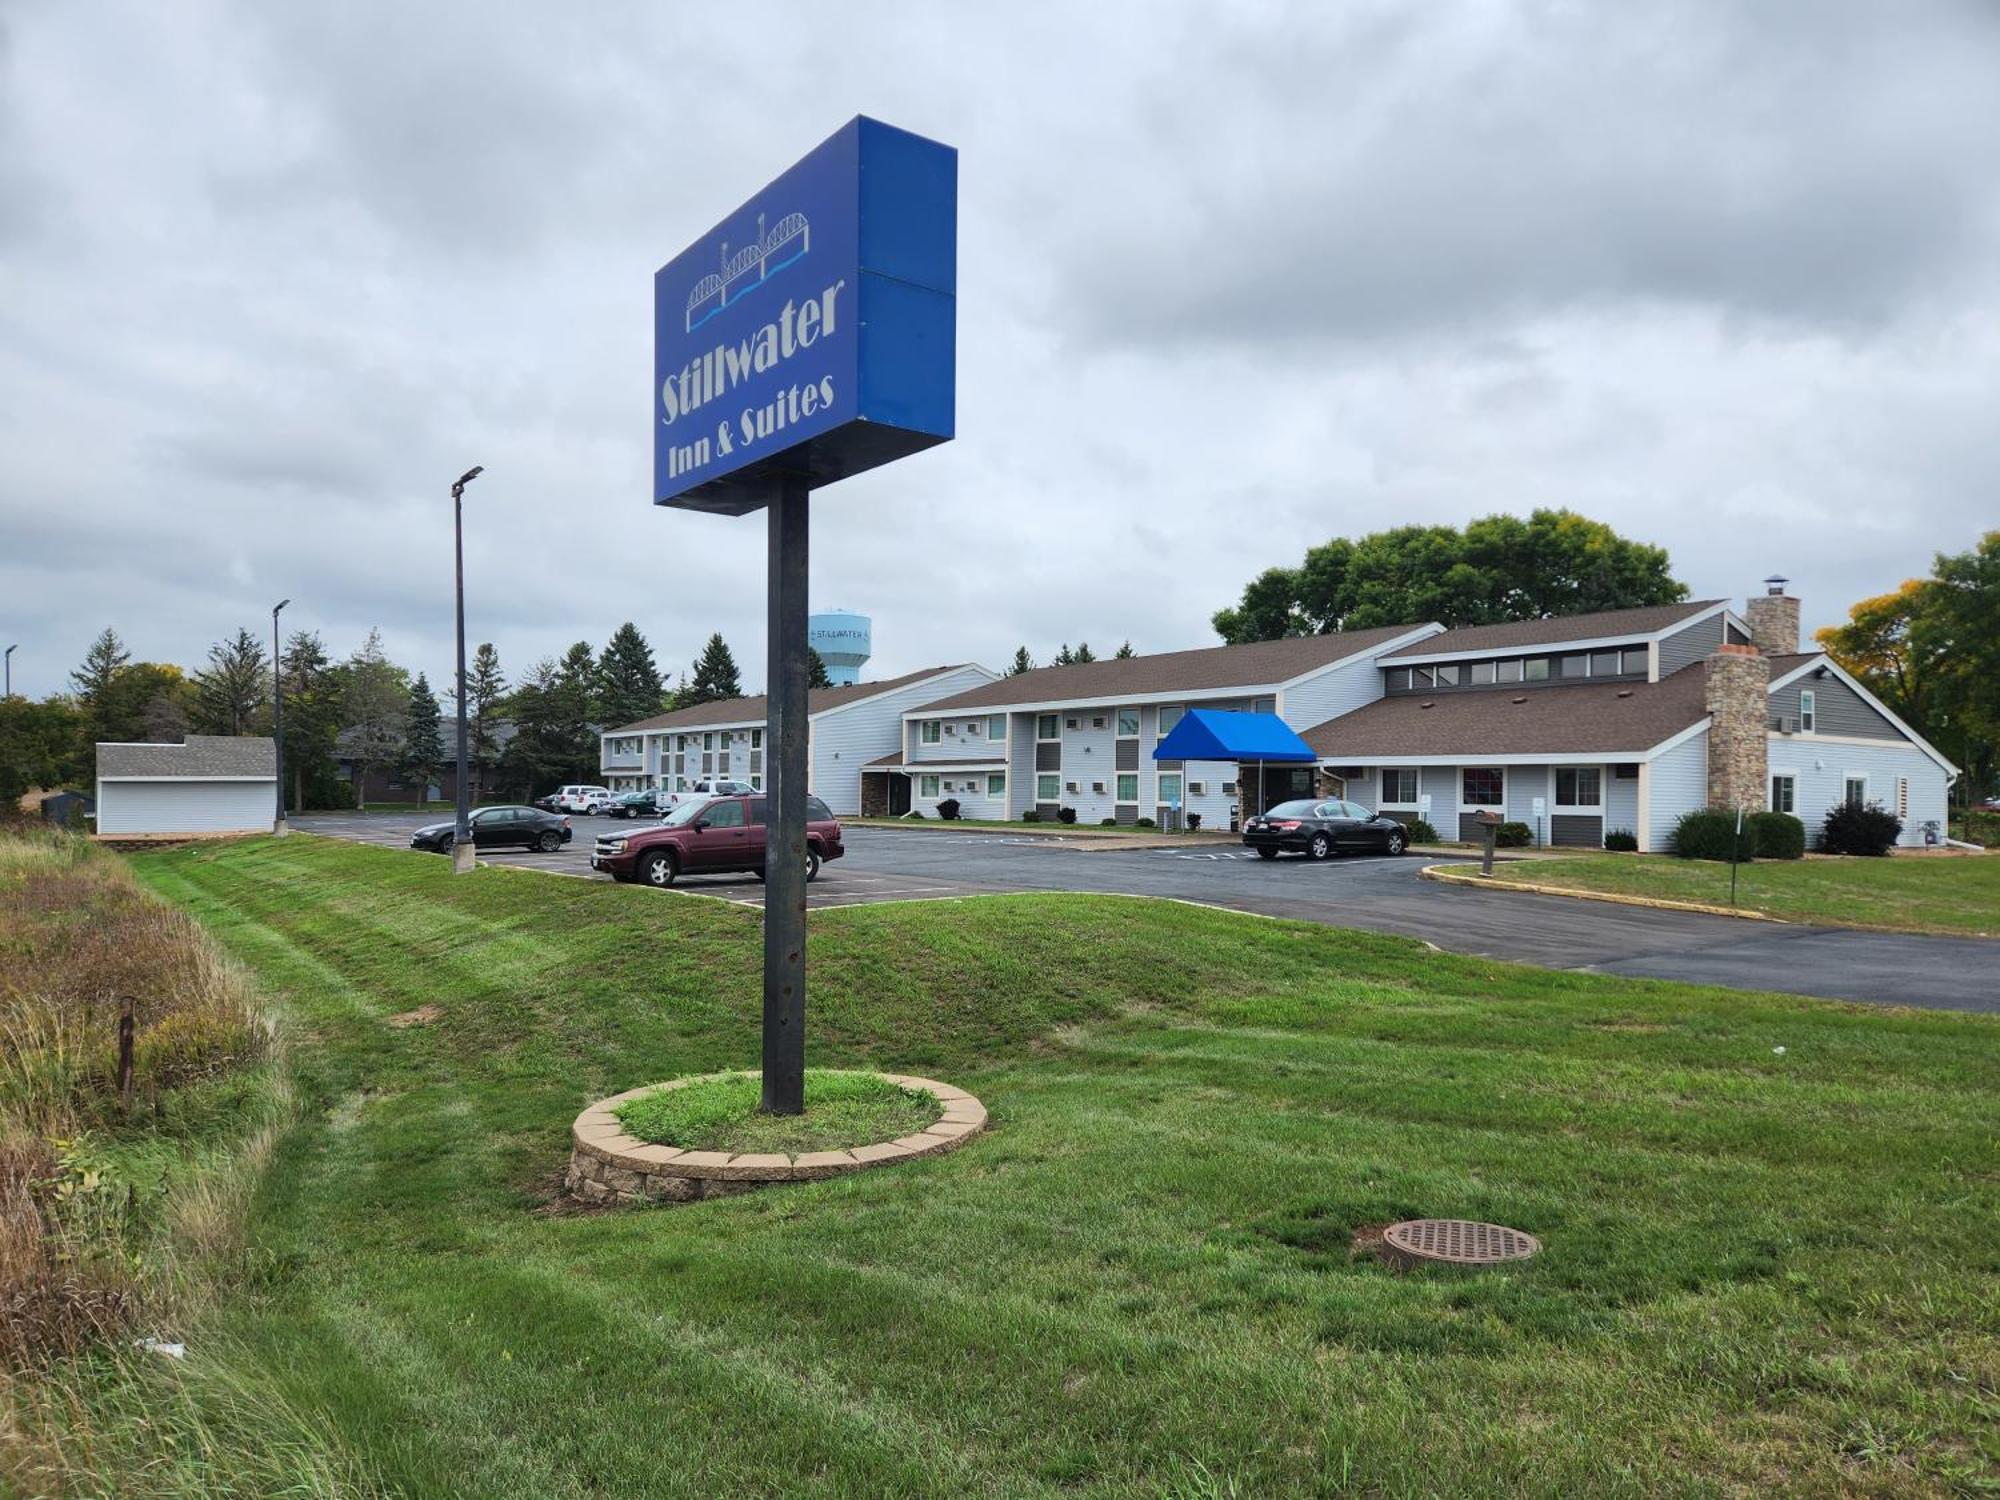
1382,1218,1539,1268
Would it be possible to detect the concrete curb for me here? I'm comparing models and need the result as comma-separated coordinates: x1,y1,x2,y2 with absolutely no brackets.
1418,863,1789,923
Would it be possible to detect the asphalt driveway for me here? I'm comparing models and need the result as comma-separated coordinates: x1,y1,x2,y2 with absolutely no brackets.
292,813,1996,1013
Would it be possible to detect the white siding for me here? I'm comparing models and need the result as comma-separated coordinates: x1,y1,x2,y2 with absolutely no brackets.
905,711,1006,764
910,768,1008,819
1769,736,1950,849
96,779,274,834
1507,765,1549,832
1278,654,1391,733
1604,767,1640,841
1645,731,1709,851
812,665,997,814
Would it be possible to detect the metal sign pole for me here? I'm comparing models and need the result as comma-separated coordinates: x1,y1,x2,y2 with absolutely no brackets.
761,474,810,1115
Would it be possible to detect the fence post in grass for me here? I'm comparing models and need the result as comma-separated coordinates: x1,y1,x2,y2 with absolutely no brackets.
1729,805,1743,907
117,996,135,1111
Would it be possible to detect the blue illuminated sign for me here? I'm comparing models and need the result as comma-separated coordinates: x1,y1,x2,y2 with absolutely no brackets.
654,117,957,515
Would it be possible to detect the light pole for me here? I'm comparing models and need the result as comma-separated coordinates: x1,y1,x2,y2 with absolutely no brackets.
271,600,290,835
451,466,483,873
3,644,15,699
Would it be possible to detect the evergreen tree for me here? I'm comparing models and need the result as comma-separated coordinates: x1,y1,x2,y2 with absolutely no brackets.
558,641,602,722
466,643,508,801
684,633,744,706
1053,644,1075,667
401,673,444,804
1073,642,1097,664
191,626,270,736
1007,647,1033,676
597,623,666,728
71,628,130,705
1114,640,1136,659
337,628,409,810
279,631,342,812
498,657,587,795
807,647,832,690
538,643,604,784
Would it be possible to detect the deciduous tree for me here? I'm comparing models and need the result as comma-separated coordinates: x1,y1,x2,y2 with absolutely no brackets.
337,628,408,810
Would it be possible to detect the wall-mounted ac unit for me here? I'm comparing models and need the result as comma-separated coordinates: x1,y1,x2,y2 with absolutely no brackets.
1774,716,1799,734
1091,781,1106,793
1222,782,1237,795
1065,781,1079,793
1092,717,1105,728
946,724,957,735
1066,717,1079,729
1189,781,1207,795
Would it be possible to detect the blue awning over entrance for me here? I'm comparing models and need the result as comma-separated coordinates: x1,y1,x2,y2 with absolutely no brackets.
1151,709,1315,763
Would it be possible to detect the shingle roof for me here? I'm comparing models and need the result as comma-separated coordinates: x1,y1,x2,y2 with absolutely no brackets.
97,735,276,778
912,626,1432,713
607,666,971,735
1303,667,1711,758
1378,601,1722,659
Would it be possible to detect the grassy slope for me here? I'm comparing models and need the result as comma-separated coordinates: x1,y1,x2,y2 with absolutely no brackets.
1486,852,2000,934
129,836,1997,1497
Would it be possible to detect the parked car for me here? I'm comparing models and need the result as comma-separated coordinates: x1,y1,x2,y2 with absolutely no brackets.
1241,799,1409,860
410,804,573,855
665,778,758,809
608,789,667,819
554,784,614,814
531,791,563,813
591,793,843,886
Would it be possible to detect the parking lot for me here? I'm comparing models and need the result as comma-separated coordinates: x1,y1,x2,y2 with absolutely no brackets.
291,812,1996,1012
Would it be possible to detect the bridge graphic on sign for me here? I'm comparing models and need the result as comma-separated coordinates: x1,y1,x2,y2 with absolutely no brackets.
684,211,811,332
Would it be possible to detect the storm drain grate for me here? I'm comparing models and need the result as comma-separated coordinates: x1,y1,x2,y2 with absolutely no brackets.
1382,1218,1539,1269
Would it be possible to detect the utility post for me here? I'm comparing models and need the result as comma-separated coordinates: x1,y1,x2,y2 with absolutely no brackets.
271,599,290,835
451,466,483,874
4,644,16,698
761,475,810,1114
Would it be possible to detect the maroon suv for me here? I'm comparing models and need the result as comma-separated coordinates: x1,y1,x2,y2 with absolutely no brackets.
590,793,844,887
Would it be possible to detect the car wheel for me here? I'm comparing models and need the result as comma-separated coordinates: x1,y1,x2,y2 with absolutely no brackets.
536,830,560,853
1385,829,1407,856
1255,846,1279,860
1308,832,1332,861
806,848,822,882
640,850,678,887
437,833,453,854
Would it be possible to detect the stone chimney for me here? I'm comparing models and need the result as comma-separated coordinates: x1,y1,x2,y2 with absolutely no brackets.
1744,575,1800,656
1704,643,1769,811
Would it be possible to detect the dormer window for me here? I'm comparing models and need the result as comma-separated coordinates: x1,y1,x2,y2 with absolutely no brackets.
1467,661,1495,686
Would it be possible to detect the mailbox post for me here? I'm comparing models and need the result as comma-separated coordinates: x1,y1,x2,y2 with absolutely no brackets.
651,119,956,1115
1472,807,1503,876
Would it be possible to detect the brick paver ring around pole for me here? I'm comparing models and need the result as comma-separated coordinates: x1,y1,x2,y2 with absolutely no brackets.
565,1072,987,1205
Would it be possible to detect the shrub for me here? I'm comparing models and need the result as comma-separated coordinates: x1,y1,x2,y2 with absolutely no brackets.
1135,816,1156,828
1672,808,1757,861
1056,807,1078,825
1603,829,1639,852
1021,809,1040,823
1820,801,1901,856
1099,817,1117,826
1496,821,1533,848
1406,818,1439,844
1746,811,1805,860
1185,813,1201,831
936,798,961,821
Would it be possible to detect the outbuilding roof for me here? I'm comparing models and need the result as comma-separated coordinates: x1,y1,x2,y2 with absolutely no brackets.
912,625,1434,713
1377,601,1723,660
97,735,276,778
607,666,972,735
1303,668,1712,759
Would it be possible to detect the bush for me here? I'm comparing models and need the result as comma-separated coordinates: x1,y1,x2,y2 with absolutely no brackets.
1820,801,1901,856
1672,808,1757,861
1021,809,1040,823
1185,813,1201,831
1496,821,1533,848
1603,829,1639,852
1135,816,1156,828
1406,818,1439,844
1056,807,1078,825
936,798,961,821
1746,811,1805,860
1099,817,1117,826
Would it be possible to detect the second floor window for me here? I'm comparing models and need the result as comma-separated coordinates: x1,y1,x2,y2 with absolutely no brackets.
1157,705,1184,738
1037,714,1059,740
1799,690,1816,733
920,720,941,744
1116,708,1140,737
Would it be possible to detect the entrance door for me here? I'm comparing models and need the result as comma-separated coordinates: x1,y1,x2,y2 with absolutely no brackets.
888,774,912,816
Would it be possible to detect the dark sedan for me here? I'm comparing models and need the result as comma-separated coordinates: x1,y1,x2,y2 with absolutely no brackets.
1242,798,1409,860
410,804,573,855
607,789,666,819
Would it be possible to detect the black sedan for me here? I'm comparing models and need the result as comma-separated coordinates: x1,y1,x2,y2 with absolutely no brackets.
1241,798,1409,860
607,789,666,819
410,805,573,855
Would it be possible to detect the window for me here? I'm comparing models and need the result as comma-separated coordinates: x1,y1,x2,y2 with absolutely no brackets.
1434,664,1460,686
987,772,1005,799
1158,772,1183,806
1116,773,1138,802
1589,651,1622,677
1386,667,1412,692
920,720,941,744
703,800,744,828
751,729,762,749
1844,775,1867,810
1468,661,1495,686
1554,767,1602,808
1115,707,1139,737
1769,774,1795,814
1157,705,1184,738
1251,696,1276,715
988,715,1005,741
919,774,940,798
703,733,715,750
1559,654,1590,679
1412,666,1435,687
1035,773,1060,802
1037,714,1059,740
1799,690,1816,733
1522,658,1550,681
1496,658,1524,684
1622,647,1650,675
1381,768,1420,804
1462,768,1504,807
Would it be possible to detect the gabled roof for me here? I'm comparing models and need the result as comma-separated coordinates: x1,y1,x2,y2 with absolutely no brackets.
1153,709,1316,763
607,666,971,735
1303,668,1711,759
911,626,1432,714
1378,601,1723,660
97,735,275,778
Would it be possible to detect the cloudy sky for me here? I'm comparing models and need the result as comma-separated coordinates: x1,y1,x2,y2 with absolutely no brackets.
3,0,1997,700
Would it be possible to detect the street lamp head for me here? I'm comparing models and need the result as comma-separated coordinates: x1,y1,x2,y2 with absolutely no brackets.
455,465,484,488
274,598,291,614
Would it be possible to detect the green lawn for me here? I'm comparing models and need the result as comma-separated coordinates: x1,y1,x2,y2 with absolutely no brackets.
1486,851,2000,935
93,835,1997,1496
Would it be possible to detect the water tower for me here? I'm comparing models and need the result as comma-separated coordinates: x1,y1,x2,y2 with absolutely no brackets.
807,609,871,686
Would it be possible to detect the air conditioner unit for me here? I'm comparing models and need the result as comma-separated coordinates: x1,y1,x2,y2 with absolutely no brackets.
1773,715,1799,734
1189,781,1207,795
1092,717,1105,728
946,724,957,734
1222,782,1237,795
1092,781,1106,793
1065,781,1079,793
1066,717,1079,729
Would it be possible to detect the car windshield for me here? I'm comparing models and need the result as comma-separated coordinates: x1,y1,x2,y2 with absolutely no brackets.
1264,800,1320,818
660,798,713,827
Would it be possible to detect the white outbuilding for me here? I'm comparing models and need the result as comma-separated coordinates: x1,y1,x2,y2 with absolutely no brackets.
94,735,276,837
